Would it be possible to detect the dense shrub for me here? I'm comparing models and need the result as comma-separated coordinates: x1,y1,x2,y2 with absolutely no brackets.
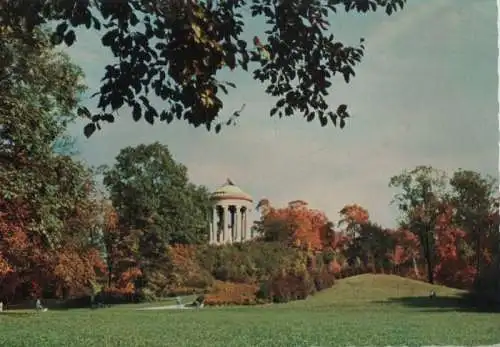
165,245,214,294
98,288,140,305
61,295,92,309
135,288,157,302
204,281,259,306
257,271,315,303
197,241,308,284
164,242,339,305
312,268,336,291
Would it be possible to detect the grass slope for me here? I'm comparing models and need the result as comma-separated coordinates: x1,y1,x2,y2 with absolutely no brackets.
0,275,498,347
291,274,464,307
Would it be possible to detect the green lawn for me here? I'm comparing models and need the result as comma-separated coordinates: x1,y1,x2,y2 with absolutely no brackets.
1,275,499,347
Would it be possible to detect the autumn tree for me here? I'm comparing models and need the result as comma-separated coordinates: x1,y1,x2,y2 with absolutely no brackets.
100,201,144,293
448,170,498,274
387,228,420,277
448,170,499,300
338,204,369,235
259,201,328,251
101,142,211,293
431,204,476,289
389,166,448,284
0,27,104,300
1,0,406,136
337,204,409,274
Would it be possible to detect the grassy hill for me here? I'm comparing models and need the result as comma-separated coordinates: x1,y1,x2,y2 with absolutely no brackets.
291,274,465,308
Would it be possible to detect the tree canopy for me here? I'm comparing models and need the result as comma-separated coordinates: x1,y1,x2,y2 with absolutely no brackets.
0,28,104,300
101,142,212,246
1,0,406,137
389,166,499,286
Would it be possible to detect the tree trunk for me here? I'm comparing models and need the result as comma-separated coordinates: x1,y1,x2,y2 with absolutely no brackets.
424,231,434,284
475,227,482,275
412,256,420,278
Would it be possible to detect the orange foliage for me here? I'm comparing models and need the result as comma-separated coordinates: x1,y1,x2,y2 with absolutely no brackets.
433,205,477,289
165,244,213,294
264,203,328,251
167,245,199,283
0,195,109,300
0,199,50,298
113,267,143,294
328,259,342,274
52,247,107,297
101,204,144,292
387,229,419,266
339,204,370,226
103,201,119,231
204,281,259,306
168,244,198,264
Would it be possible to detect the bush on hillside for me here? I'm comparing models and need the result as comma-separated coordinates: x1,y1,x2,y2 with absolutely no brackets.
257,271,315,303
197,241,309,284
165,245,214,294
312,268,336,291
135,287,158,302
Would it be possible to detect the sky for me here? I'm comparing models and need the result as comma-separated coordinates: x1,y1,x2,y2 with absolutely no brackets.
64,0,498,228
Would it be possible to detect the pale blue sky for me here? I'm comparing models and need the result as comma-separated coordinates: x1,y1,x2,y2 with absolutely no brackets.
64,0,498,228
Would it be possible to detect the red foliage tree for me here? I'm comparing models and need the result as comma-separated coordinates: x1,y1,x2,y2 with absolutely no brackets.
433,204,477,289
0,198,51,300
0,197,108,300
101,202,142,293
262,202,328,251
386,228,420,278
339,204,370,227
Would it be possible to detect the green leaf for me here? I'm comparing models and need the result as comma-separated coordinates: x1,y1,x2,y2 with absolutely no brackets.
84,123,96,138
386,4,393,15
102,113,115,123
101,29,118,46
319,115,328,127
144,109,155,125
110,93,124,110
160,111,174,124
56,22,68,36
337,104,348,115
64,30,76,46
77,107,92,119
130,12,139,26
328,112,337,126
133,104,142,121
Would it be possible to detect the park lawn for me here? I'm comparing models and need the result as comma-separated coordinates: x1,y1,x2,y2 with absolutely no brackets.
0,275,499,347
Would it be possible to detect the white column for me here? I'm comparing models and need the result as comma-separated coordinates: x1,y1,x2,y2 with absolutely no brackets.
209,220,213,244
211,207,217,244
222,205,228,243
240,208,245,241
243,209,248,240
235,208,241,242
228,207,233,243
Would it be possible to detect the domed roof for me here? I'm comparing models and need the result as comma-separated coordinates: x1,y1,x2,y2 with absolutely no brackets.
211,178,253,202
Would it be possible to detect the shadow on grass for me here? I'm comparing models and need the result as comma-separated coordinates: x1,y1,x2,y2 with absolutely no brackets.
376,293,500,313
